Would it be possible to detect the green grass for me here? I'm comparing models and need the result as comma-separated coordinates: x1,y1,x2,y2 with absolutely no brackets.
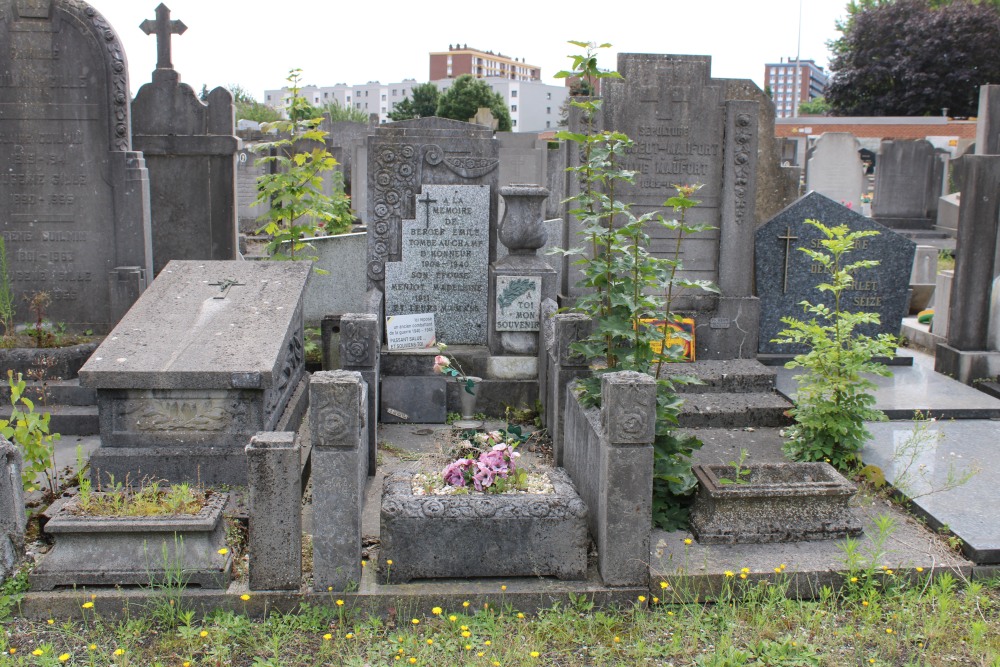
2,572,998,666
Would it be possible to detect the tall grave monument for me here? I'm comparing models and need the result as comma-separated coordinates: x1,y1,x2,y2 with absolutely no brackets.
600,54,762,359
132,3,239,275
0,0,153,331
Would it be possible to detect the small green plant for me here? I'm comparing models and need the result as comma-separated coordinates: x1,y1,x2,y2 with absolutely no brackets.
1,370,59,494
77,478,207,517
25,291,54,348
304,326,322,365
717,448,751,486
773,219,897,469
253,68,353,262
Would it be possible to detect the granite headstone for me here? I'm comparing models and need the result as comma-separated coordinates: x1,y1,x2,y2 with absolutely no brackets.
805,133,865,211
755,192,916,355
79,260,311,484
0,0,153,331
384,184,490,344
236,148,267,233
872,140,946,227
132,4,239,275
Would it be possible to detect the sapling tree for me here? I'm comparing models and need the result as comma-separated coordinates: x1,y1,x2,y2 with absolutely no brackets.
772,219,897,469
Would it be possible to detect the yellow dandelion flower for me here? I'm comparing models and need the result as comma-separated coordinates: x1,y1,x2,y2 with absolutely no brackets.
780,563,787,570
851,577,859,583
346,633,354,639
613,636,621,643
493,662,500,667
336,599,345,606
653,596,659,603
361,560,367,567
409,658,416,664
530,651,540,658
462,601,470,608
323,633,332,641
47,619,54,625
412,618,420,625
426,639,433,645
32,649,44,656
200,630,209,638
774,567,782,573
184,662,191,667
8,648,15,654
217,548,229,555
660,581,669,589
517,612,525,619
394,658,401,662
862,601,869,607
82,601,94,609
240,594,251,601
477,652,484,657
740,573,747,579
461,625,469,631
431,606,442,615
114,649,125,656
638,595,646,602
500,585,507,591
740,567,750,574
386,559,393,566
484,640,491,646
724,570,735,578
88,645,96,651
916,567,924,572
449,615,457,622
463,630,472,638
328,586,333,592
683,538,692,545
667,611,674,616
886,569,894,575
869,660,875,664
886,628,893,634
465,644,472,650
59,654,70,663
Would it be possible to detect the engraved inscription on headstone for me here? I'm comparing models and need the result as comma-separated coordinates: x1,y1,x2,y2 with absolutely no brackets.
384,185,490,344
495,275,541,332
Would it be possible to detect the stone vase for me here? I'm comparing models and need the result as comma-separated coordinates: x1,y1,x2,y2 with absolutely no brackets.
498,184,550,254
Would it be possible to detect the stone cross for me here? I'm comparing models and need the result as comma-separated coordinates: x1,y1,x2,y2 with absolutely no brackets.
208,278,245,299
638,85,689,121
140,3,187,70
777,226,798,294
417,191,437,229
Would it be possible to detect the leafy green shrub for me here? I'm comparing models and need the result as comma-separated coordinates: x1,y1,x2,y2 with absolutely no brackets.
772,219,896,468
1,370,59,493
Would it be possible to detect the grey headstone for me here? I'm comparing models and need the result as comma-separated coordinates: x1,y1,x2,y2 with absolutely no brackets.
132,18,239,276
365,117,499,293
936,192,960,236
600,54,763,359
380,376,446,423
0,438,25,583
873,140,946,224
246,431,302,591
805,133,864,210
297,232,367,325
78,260,311,484
0,0,153,332
755,192,916,355
237,148,267,233
384,184,490,344
975,85,1000,156
497,132,547,188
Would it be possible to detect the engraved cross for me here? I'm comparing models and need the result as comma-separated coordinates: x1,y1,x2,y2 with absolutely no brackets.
140,3,187,70
208,278,245,299
417,191,437,229
777,225,798,293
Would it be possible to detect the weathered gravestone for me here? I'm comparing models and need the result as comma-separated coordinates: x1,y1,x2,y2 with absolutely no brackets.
0,0,153,332
384,184,490,344
236,148,265,233
805,133,865,211
132,4,239,275
975,84,1000,156
598,54,783,360
78,260,311,485
366,117,500,328
0,437,25,584
872,140,946,229
755,192,916,355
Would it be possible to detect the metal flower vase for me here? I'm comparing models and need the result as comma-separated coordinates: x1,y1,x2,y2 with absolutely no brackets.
453,376,483,430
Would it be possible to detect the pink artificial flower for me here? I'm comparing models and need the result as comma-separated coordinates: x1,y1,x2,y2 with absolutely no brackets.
443,458,473,487
432,354,450,374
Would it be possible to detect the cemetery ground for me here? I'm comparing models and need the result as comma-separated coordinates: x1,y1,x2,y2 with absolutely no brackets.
2,410,999,666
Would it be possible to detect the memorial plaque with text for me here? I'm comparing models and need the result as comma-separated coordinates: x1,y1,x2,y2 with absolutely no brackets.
755,192,916,354
0,1,152,331
495,275,541,332
384,185,490,344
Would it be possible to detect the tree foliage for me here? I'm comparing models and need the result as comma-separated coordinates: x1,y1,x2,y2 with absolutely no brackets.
798,96,832,115
388,82,440,121
227,83,281,123
435,75,512,131
321,101,370,124
827,0,1000,116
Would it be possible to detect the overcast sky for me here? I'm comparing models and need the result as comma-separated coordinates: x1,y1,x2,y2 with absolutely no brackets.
92,0,850,100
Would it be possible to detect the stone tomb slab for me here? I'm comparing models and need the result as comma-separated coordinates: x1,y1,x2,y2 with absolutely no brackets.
384,184,490,344
78,260,311,484
756,192,916,355
864,420,999,564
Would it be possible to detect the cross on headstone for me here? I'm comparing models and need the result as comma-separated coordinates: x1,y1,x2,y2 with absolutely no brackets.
140,3,187,70
416,191,438,229
777,226,798,294
638,85,689,121
208,278,245,299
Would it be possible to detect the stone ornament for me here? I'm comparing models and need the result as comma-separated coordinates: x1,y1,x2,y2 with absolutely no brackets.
601,371,657,444
340,315,378,368
310,371,364,448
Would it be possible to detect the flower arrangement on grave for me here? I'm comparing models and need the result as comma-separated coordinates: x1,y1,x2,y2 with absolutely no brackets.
433,342,476,395
412,429,553,496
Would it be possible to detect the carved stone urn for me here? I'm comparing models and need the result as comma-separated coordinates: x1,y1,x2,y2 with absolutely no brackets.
498,184,550,254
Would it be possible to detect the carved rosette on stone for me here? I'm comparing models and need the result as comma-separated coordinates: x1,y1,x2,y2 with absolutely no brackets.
368,144,419,284
498,184,549,254
730,113,755,226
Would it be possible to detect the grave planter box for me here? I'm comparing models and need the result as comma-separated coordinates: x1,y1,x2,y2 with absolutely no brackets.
379,468,589,583
690,462,862,544
0,342,100,380
30,492,231,591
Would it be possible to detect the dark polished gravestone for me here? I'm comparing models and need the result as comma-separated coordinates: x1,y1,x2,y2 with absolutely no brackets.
131,3,239,276
755,192,916,355
0,0,153,332
78,260,311,485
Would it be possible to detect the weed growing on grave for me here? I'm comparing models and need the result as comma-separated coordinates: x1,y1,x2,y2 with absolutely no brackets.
1,370,60,494
885,412,981,501
75,479,207,517
253,68,353,262
772,219,897,469
552,42,717,530
0,238,14,339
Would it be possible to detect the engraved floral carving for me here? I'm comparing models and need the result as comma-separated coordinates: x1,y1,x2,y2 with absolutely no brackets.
443,156,500,178
124,400,230,432
341,319,374,367
368,142,419,283
607,381,656,443
265,330,304,418
731,112,755,226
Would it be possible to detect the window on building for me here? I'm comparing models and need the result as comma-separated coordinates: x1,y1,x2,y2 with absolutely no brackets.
546,92,552,100
511,104,517,112
347,96,351,102
356,102,361,109
266,94,271,101
511,90,518,98
365,91,369,97
392,89,397,96
546,120,551,128
512,119,517,127
381,94,386,101
546,107,551,114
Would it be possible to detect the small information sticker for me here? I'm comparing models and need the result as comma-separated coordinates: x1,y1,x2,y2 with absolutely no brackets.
495,275,541,332
386,313,437,351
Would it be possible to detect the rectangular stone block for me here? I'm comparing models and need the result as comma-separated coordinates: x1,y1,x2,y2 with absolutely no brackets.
379,469,588,582
246,432,302,591
380,376,446,423
1,438,25,583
